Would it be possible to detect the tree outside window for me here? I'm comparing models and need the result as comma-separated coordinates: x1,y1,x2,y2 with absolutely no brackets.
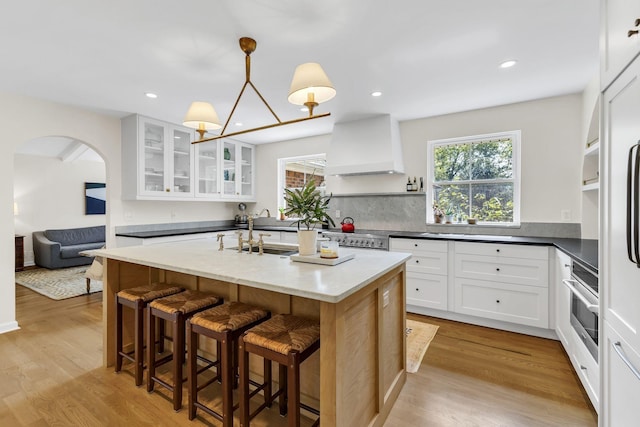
428,131,520,225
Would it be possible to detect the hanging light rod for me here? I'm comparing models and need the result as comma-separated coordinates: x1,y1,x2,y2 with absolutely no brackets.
184,37,336,144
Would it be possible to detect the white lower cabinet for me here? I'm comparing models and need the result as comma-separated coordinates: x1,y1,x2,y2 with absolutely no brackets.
603,322,640,426
453,278,549,328
554,249,573,351
406,271,447,310
390,238,448,311
568,326,599,410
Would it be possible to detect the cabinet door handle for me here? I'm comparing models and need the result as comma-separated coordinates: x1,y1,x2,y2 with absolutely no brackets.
496,249,500,253
414,243,418,247
626,142,640,267
496,267,500,272
635,18,640,27
629,29,639,38
613,341,640,381
415,288,420,292
580,365,587,371
496,299,501,303
415,259,420,264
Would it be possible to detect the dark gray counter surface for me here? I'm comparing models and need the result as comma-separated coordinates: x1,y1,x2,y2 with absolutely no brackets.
115,226,598,272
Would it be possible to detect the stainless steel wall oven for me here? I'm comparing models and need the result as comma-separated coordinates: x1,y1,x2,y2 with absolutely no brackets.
563,259,599,362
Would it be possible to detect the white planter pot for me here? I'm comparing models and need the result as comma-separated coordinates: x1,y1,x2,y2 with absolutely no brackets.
297,230,318,256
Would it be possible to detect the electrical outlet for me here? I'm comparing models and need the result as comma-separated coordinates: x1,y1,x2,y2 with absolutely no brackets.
561,209,571,221
170,211,177,219
124,211,133,221
335,210,341,218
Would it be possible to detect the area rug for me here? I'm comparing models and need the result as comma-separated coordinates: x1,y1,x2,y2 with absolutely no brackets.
406,319,439,373
15,266,102,300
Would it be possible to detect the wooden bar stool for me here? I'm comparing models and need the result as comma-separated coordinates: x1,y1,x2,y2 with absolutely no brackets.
115,283,184,386
239,314,320,427
147,290,222,411
186,301,271,426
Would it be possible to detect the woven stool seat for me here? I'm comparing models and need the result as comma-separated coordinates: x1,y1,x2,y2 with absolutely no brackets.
150,290,221,315
239,313,320,426
243,314,320,355
186,302,271,425
190,301,269,333
115,283,184,387
117,283,184,303
147,289,222,411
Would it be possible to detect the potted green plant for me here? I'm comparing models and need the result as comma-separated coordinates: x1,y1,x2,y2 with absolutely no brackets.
278,207,286,221
433,203,444,224
444,207,454,224
283,179,335,255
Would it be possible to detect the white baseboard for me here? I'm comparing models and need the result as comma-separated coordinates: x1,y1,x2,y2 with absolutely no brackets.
0,321,20,335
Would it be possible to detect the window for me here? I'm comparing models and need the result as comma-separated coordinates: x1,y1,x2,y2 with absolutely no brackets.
427,131,520,225
277,154,326,212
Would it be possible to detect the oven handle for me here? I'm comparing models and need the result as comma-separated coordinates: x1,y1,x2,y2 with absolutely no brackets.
562,279,599,314
613,341,640,381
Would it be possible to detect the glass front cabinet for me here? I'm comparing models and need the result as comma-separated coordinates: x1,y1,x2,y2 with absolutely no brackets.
122,114,255,201
221,140,255,200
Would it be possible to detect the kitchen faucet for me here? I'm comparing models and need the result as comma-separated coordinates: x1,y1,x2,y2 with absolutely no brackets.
256,208,271,218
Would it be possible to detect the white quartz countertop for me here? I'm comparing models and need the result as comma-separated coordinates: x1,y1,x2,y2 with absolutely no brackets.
93,239,410,303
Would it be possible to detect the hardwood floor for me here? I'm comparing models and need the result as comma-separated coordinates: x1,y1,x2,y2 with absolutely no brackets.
1,286,597,426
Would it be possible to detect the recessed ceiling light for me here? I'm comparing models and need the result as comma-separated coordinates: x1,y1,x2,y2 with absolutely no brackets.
145,92,158,99
235,122,243,127
499,60,517,69
371,91,382,97
300,107,308,112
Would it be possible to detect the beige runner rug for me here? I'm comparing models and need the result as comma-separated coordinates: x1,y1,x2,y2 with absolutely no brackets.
406,319,439,373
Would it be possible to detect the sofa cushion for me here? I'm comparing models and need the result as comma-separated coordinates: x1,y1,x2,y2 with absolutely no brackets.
45,226,105,246
59,242,104,259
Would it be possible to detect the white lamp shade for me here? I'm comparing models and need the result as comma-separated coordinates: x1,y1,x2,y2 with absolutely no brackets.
183,101,222,130
288,63,336,105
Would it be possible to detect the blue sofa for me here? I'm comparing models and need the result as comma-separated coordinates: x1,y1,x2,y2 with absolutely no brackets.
33,225,105,269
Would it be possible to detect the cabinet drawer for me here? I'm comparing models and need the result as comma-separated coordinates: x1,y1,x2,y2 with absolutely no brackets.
454,278,549,328
406,252,447,275
390,238,448,253
455,254,548,287
454,241,548,260
406,272,447,310
569,328,599,409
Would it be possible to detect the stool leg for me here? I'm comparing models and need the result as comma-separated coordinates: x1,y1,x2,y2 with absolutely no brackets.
288,352,301,427
221,332,233,427
134,301,144,386
158,316,165,353
239,337,250,427
86,278,90,294
147,307,156,393
264,358,272,408
115,297,123,373
279,363,287,416
173,314,185,411
187,322,197,420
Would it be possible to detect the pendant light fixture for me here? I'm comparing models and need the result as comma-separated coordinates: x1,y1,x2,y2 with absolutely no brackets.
184,37,336,143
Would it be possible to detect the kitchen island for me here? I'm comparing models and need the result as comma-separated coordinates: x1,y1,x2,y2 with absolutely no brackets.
94,239,410,427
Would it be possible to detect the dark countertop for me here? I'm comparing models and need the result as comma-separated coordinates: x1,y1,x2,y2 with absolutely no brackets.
116,225,598,272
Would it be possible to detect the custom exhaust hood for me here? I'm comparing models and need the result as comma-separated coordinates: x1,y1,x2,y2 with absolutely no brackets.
326,115,405,176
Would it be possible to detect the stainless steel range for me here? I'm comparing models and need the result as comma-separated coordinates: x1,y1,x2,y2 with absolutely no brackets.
320,231,389,250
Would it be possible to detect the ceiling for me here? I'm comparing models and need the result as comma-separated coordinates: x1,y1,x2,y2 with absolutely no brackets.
2,0,599,152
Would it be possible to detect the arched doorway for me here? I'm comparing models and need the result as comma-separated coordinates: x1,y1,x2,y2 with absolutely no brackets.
13,136,107,300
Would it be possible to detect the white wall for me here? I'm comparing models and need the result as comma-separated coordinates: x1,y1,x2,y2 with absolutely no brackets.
14,154,107,266
256,94,585,224
1,92,239,334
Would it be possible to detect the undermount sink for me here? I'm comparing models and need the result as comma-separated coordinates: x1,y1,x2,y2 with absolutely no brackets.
227,243,298,256
421,233,513,239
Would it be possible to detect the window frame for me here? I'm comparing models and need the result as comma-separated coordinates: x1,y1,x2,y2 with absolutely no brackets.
426,130,521,226
277,153,327,214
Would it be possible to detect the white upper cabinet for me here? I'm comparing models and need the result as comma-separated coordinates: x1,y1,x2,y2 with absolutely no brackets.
122,115,195,200
122,115,255,201
601,0,640,88
221,140,255,200
194,139,220,198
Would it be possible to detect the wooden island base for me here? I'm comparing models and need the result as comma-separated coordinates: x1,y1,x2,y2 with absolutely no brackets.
103,259,406,427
